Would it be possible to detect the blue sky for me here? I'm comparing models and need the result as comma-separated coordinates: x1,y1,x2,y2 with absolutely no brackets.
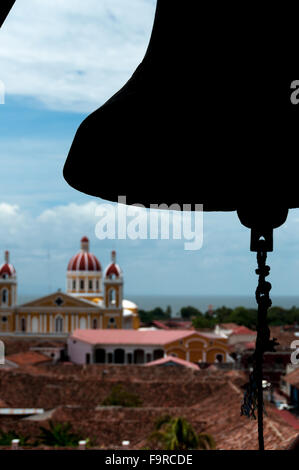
1,0,299,300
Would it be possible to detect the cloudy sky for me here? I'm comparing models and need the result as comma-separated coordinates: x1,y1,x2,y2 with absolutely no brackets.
1,0,299,301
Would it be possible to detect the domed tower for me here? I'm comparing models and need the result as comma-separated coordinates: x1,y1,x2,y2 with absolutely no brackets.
103,251,123,328
0,251,17,332
67,237,102,300
0,251,17,307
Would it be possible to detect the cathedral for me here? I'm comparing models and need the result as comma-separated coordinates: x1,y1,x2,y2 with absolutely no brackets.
0,237,139,336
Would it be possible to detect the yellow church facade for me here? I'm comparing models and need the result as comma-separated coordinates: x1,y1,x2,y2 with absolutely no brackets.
0,239,230,364
0,238,139,336
164,331,229,363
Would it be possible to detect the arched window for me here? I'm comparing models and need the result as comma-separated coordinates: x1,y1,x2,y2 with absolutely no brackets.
80,279,84,290
89,280,93,290
72,280,76,290
95,348,106,364
92,318,98,329
2,289,8,305
55,316,63,333
114,349,125,364
134,349,145,364
109,289,116,305
216,354,224,363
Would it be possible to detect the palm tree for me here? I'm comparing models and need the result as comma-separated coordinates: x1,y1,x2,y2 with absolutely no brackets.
0,430,29,446
149,416,215,450
197,432,216,450
38,421,84,448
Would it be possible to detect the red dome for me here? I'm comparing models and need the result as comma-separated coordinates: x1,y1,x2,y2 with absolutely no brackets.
0,263,16,277
68,252,101,271
105,263,121,278
68,237,101,272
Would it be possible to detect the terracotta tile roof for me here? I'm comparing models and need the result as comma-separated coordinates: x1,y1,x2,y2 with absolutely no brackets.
190,378,298,450
272,409,299,430
269,326,299,350
219,323,239,330
0,365,296,449
5,351,51,366
71,329,223,346
151,320,193,330
284,367,299,388
232,326,256,335
218,324,256,335
145,355,199,370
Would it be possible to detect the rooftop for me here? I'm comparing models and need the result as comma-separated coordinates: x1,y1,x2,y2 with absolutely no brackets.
145,355,199,370
5,351,51,366
70,329,223,346
0,363,297,449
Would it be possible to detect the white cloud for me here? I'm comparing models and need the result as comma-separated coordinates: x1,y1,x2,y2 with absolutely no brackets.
1,0,156,112
0,203,20,216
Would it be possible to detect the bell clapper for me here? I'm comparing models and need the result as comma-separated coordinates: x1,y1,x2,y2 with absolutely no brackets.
241,233,279,451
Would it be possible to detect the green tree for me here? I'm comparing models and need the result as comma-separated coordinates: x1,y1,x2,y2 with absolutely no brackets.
149,416,216,450
180,306,202,319
165,305,172,317
230,306,257,329
213,306,233,323
38,421,84,448
139,306,171,323
0,430,29,446
192,315,215,329
101,384,142,407
267,306,289,325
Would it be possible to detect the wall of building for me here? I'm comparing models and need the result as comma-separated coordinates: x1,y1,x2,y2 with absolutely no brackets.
68,332,230,366
68,338,93,364
165,333,229,363
228,334,256,345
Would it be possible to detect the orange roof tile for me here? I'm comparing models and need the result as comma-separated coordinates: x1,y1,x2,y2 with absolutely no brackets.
145,355,199,370
6,351,51,366
71,329,223,346
231,326,256,335
219,323,239,330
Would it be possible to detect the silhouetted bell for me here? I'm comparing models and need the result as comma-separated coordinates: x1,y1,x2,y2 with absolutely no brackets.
64,0,299,249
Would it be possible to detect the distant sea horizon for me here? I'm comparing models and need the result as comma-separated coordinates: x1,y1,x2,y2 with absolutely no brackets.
17,294,299,318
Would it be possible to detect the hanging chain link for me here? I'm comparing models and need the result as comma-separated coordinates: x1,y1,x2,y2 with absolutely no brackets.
240,241,279,450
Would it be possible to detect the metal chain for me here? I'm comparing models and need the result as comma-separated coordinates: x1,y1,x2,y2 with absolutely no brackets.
240,241,279,451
